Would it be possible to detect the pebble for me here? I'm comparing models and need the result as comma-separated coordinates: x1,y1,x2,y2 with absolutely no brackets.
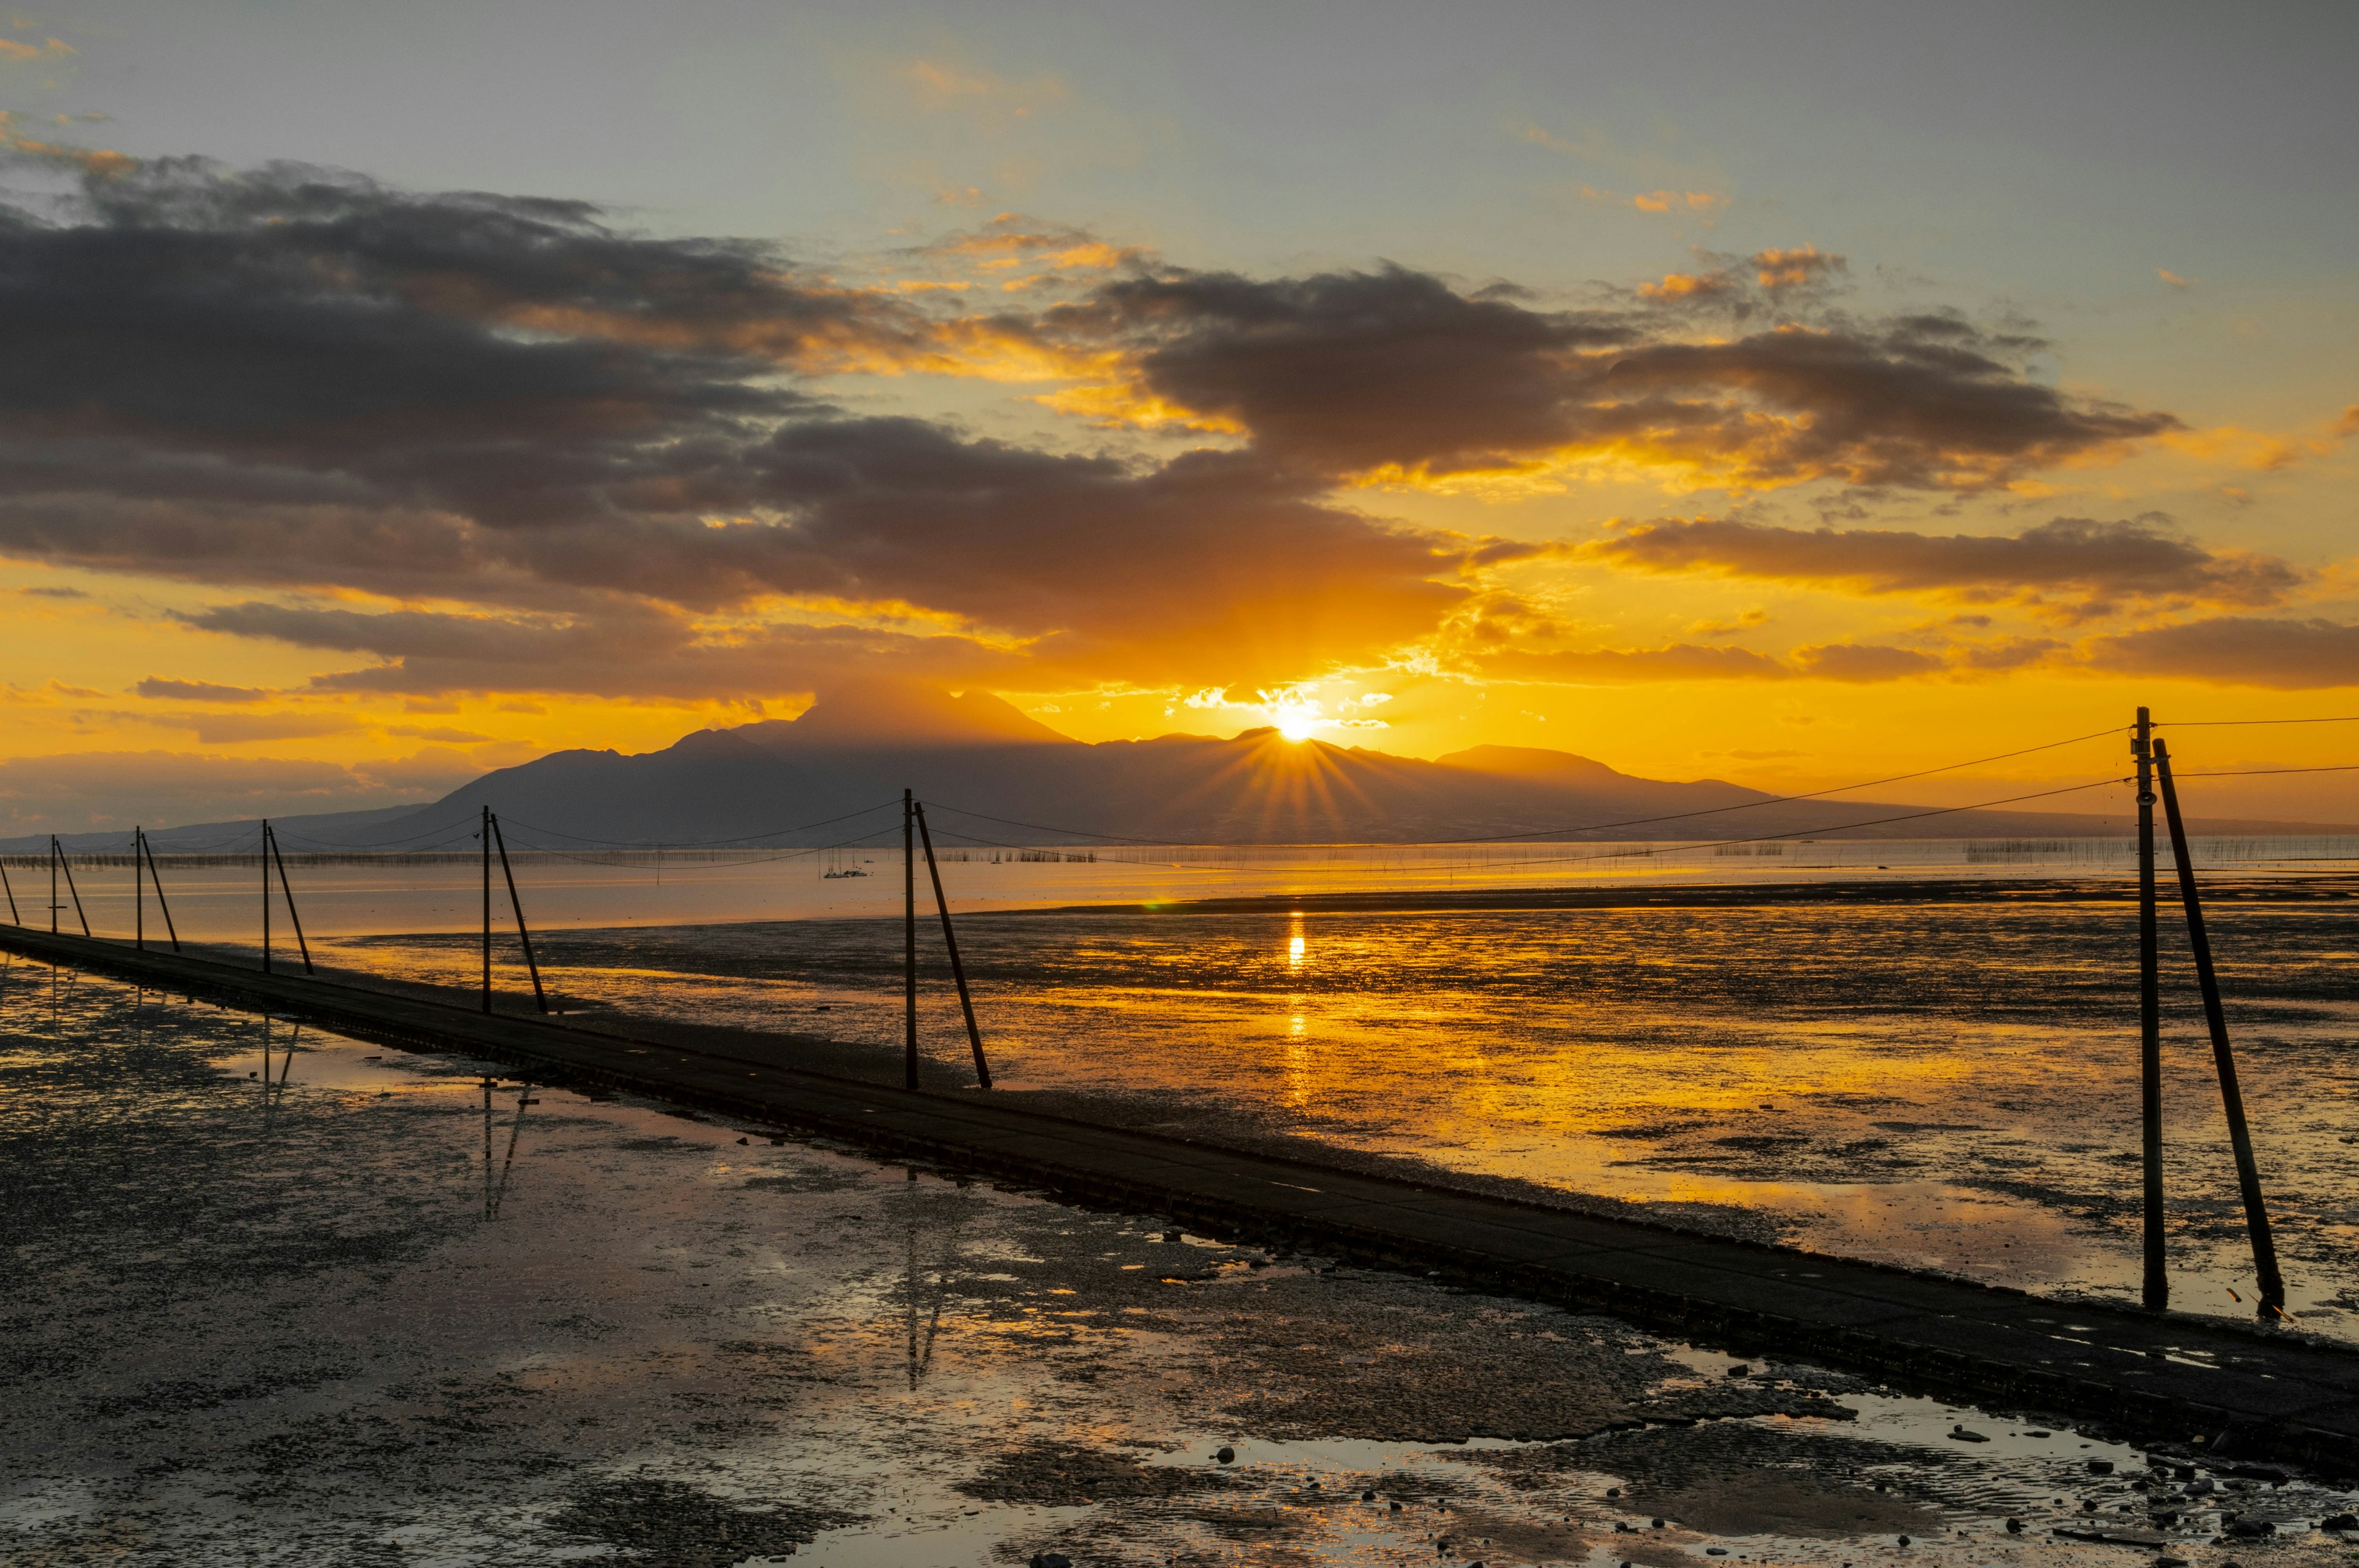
1214,1446,1234,1464
2088,1460,2115,1475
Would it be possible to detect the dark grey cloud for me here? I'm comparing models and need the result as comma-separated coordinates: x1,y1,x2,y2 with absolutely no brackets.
2086,617,2359,690
175,599,1020,700
1788,642,1943,682
1483,642,1790,683
0,157,1487,687
1045,266,2178,489
133,677,271,702
1586,514,2298,618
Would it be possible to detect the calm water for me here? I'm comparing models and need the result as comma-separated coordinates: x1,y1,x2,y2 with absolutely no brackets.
15,839,2359,1339
17,833,2359,938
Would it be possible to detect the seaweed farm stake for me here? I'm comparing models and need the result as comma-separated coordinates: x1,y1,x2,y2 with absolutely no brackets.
2153,739,2286,1309
914,800,992,1088
2134,706,2165,1309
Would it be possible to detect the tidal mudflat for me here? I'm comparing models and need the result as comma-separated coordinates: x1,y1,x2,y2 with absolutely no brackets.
323,886,2359,1340
7,962,2359,1566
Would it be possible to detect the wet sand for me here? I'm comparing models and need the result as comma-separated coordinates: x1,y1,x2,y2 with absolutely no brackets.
290,878,2359,1341
7,964,2359,1564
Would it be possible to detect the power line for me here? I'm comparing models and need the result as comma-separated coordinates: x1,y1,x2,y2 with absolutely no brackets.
2173,763,2359,779
1490,774,2136,874
492,800,904,850
923,721,2130,850
2159,716,2359,728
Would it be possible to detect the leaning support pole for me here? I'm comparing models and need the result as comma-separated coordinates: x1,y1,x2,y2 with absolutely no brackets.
53,837,90,937
904,789,918,1091
914,801,992,1088
1,847,18,922
2153,739,2286,1309
488,814,549,1013
2133,706,2166,1310
141,830,181,952
480,805,493,1015
265,823,313,975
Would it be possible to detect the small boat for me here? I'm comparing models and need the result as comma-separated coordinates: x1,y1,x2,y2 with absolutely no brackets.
822,868,869,880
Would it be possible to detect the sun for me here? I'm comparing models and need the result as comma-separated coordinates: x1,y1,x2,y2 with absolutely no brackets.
1265,694,1324,741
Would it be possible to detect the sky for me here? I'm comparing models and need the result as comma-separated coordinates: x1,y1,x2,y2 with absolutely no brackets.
2,0,2357,832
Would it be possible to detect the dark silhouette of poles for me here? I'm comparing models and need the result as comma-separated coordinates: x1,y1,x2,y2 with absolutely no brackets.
913,800,992,1088
50,837,90,937
2133,706,2165,1309
2,846,18,922
904,789,918,1091
265,822,313,974
481,805,493,1015
488,813,548,1013
133,827,143,950
2153,739,2285,1309
139,829,181,952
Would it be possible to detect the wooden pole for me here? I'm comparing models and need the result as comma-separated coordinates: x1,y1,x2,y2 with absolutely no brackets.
481,805,492,1015
490,814,549,1013
134,827,143,951
260,818,272,974
904,788,918,1091
141,831,181,952
2134,706,2165,1309
267,823,313,974
2153,739,2285,1309
914,802,992,1088
49,835,58,934
0,851,17,922
54,839,90,937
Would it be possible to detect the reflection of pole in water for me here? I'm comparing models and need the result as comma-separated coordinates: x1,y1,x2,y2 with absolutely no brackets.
487,1083,535,1219
905,1168,920,1389
482,1077,495,1219
897,1168,964,1389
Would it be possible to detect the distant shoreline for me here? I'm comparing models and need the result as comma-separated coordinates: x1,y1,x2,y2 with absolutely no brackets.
1015,871,2359,918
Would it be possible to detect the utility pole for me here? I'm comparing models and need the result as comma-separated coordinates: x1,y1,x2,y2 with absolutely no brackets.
904,789,918,1091
2134,706,2165,1309
134,827,143,951
260,818,272,974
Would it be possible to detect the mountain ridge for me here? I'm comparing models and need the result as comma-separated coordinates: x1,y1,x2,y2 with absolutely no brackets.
6,684,2347,851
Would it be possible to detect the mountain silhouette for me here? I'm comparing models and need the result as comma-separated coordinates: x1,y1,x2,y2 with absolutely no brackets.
10,681,2336,852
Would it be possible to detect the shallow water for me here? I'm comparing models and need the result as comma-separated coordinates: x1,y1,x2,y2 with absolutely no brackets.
7,965,2357,1565
303,889,2359,1344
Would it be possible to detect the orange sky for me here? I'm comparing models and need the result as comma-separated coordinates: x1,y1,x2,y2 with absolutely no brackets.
3,7,2358,832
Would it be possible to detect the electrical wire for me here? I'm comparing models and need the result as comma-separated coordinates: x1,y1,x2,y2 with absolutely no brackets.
491,799,904,849
922,722,2131,850
2173,763,2359,779
2158,716,2359,728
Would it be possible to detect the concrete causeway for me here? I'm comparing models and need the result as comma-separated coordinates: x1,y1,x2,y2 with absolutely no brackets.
7,923,2355,1476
